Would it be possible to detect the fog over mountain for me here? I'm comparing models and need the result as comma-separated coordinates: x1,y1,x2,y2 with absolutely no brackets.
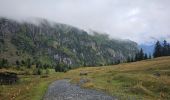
0,0,170,44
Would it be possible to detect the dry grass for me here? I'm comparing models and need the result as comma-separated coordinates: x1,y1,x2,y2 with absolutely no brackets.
64,56,170,100
0,69,65,100
0,56,170,100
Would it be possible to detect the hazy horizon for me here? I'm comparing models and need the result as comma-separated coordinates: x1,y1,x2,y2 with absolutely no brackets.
0,0,170,44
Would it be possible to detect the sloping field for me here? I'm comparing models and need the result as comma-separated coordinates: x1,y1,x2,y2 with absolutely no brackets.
0,56,170,100
66,56,170,100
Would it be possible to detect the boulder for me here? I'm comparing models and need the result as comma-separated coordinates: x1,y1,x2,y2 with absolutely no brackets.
80,71,88,76
0,72,19,85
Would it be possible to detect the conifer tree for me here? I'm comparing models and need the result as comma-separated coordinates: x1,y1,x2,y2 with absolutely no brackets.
163,40,168,56
144,53,148,59
153,41,162,58
168,44,170,56
139,48,144,60
149,53,152,59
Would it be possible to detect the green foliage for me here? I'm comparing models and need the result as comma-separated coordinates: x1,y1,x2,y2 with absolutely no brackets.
153,40,170,58
33,68,42,75
36,61,42,68
21,60,25,66
45,69,50,75
0,58,9,68
26,58,32,68
154,41,162,58
16,60,20,68
0,18,139,69
149,54,152,59
11,32,36,54
128,48,149,63
144,53,148,59
55,63,69,72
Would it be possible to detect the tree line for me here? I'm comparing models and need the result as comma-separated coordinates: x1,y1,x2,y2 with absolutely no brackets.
0,57,70,73
1,40,170,72
127,40,170,63
153,40,170,58
127,48,152,63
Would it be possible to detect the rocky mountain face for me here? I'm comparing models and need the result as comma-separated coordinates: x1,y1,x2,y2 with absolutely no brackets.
0,18,138,68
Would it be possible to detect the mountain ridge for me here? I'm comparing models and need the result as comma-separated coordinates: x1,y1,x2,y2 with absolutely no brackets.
0,17,138,68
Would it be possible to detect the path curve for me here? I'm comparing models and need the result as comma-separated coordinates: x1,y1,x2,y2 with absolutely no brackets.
43,79,116,100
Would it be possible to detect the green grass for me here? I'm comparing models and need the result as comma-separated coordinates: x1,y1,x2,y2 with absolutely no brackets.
0,68,65,100
64,56,170,100
1,56,170,100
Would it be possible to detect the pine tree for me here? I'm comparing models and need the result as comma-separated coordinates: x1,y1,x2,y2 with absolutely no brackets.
144,53,148,60
1,58,9,68
26,58,31,68
135,52,140,61
139,48,144,60
149,53,152,59
127,56,131,62
130,57,134,62
21,60,25,66
168,44,170,56
153,41,162,58
16,60,20,68
162,40,168,56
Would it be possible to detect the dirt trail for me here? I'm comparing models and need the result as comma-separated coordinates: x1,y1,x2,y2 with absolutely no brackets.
43,79,116,100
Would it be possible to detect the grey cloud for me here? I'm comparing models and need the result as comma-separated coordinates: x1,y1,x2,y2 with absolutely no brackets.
0,0,170,44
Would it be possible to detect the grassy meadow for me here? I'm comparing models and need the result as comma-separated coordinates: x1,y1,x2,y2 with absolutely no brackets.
1,56,170,100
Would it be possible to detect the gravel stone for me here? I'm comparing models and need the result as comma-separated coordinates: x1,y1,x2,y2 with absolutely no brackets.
43,79,116,100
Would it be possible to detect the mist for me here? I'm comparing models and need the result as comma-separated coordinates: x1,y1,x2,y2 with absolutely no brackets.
0,0,170,44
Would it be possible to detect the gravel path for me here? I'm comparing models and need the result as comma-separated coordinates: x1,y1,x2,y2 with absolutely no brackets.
43,79,116,100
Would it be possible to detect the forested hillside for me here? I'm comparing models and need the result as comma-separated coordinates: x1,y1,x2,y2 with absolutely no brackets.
0,18,138,69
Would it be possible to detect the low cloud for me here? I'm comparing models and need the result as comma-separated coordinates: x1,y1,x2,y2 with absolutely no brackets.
0,0,170,44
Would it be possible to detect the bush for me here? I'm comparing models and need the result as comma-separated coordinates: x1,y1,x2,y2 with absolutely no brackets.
24,70,31,75
55,63,69,72
21,60,25,66
45,69,50,75
0,58,9,68
36,61,42,68
16,60,20,68
33,68,42,75
26,58,32,68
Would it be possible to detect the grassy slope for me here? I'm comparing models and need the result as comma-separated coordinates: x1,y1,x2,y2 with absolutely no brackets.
66,56,170,100
0,69,64,100
0,56,170,100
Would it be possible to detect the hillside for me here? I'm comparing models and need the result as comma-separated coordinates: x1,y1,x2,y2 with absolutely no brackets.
0,18,138,68
65,56,170,100
1,56,170,100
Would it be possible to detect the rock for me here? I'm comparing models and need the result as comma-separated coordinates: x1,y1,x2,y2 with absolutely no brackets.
0,72,19,85
80,71,88,76
79,78,91,85
153,72,160,77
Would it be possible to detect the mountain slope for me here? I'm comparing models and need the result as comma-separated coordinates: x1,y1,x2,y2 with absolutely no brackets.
0,18,138,67
66,56,170,100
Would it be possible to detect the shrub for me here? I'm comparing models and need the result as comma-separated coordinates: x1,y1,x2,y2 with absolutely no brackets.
36,61,42,68
45,69,50,75
37,68,42,75
21,60,25,66
55,63,69,72
33,68,42,75
26,58,32,68
16,60,20,68
0,58,9,68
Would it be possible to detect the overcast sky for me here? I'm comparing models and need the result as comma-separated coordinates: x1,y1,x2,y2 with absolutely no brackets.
0,0,170,44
